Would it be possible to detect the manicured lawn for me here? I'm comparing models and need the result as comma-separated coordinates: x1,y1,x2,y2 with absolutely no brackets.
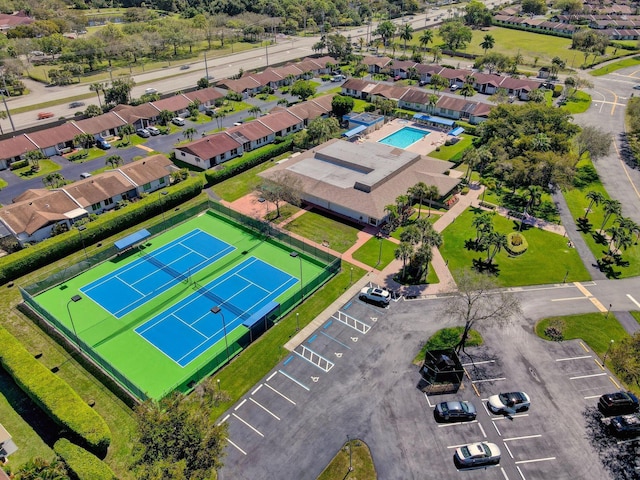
591,56,640,76
0,177,7,189
316,439,376,480
115,135,147,148
440,208,590,286
535,313,629,358
351,236,398,269
560,91,592,114
562,159,640,278
265,204,301,223
631,311,640,325
211,261,367,419
284,210,362,253
211,152,292,202
254,94,279,103
428,134,473,162
390,210,443,241
413,327,483,364
352,98,371,113
13,159,60,179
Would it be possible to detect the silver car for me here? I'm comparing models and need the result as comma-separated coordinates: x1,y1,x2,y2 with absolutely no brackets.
454,442,501,468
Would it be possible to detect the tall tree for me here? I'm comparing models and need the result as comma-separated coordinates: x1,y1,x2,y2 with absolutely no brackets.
419,30,433,50
291,80,316,101
480,34,495,55
399,23,414,53
574,125,612,161
394,241,413,280
444,270,521,353
583,190,604,219
438,20,472,50
106,155,123,169
257,171,303,218
408,182,429,218
600,199,622,232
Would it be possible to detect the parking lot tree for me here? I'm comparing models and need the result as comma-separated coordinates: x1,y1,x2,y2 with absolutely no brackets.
574,125,612,161
106,155,123,169
257,171,303,218
609,332,640,386
444,270,522,353
331,94,354,118
291,80,316,101
439,20,472,51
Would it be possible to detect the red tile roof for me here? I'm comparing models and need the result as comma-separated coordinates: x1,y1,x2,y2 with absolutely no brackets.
74,112,127,135
26,123,83,148
0,135,38,160
178,133,242,159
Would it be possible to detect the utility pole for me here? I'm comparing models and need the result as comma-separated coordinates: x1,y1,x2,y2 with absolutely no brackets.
204,52,209,79
1,74,16,132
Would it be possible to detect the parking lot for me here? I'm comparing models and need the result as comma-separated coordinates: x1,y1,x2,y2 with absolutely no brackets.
220,291,618,480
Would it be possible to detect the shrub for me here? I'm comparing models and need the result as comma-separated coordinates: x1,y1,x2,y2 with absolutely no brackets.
553,85,563,98
0,326,111,451
460,186,470,195
0,176,203,283
506,232,528,255
54,439,117,480
204,137,294,186
543,319,565,341
9,159,29,170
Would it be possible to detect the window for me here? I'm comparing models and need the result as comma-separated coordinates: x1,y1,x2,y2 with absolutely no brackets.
180,152,185,157
195,157,201,163
91,202,101,211
104,197,114,206
143,183,151,191
159,177,165,184
230,148,238,156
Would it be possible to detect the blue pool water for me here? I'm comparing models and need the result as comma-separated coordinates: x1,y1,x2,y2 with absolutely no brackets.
379,126,430,148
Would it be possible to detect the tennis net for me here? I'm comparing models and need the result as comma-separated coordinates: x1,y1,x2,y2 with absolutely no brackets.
193,281,249,320
140,250,190,284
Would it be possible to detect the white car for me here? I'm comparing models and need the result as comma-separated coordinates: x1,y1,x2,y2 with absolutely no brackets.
359,287,390,306
147,126,160,136
488,391,530,414
454,442,501,468
144,87,158,95
172,117,185,126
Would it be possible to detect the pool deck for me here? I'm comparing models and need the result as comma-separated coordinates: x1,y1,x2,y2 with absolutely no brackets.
357,119,450,157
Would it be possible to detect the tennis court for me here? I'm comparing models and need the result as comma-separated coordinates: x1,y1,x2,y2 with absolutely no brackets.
136,257,297,366
81,229,234,318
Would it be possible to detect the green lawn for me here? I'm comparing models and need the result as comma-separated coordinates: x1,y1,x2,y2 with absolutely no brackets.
428,134,473,162
591,56,640,76
535,313,629,358
115,135,148,149
316,439,376,480
413,327,483,364
562,160,640,278
265,204,301,224
351,236,398,269
13,159,60,179
352,98,371,113
560,91,592,114
0,177,7,189
440,208,590,286
284,210,362,253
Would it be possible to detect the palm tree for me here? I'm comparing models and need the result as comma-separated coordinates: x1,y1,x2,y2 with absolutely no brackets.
118,124,135,143
183,127,197,142
583,190,604,219
461,148,480,182
384,204,400,230
472,213,493,247
432,46,442,64
480,34,495,55
419,30,433,51
400,225,421,246
486,232,507,265
248,105,262,117
425,185,440,216
408,182,428,218
428,93,438,112
158,109,173,126
395,194,411,224
394,241,413,280
460,81,476,99
106,155,123,168
399,23,414,54
414,243,434,280
600,199,622,232
89,81,108,108
480,177,496,203
525,185,543,213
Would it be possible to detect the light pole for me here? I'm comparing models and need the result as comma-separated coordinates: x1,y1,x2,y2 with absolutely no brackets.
350,267,353,284
376,233,383,267
290,252,303,301
296,312,300,332
211,306,230,365
0,73,15,132
606,303,612,319
217,378,220,391
603,339,614,366
77,225,88,261
265,41,269,67
65,295,82,352
159,190,168,230
347,435,353,472
563,270,569,283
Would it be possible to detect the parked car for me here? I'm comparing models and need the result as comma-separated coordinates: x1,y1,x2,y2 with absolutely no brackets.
144,87,158,95
633,85,640,90
147,126,160,136
450,84,460,91
172,117,185,126
454,442,501,468
359,287,390,306
136,128,151,138
80,172,92,179
96,138,111,150
598,391,639,416
205,108,217,116
435,401,477,422
37,112,54,120
233,121,243,126
487,392,530,414
69,101,85,108
610,413,640,437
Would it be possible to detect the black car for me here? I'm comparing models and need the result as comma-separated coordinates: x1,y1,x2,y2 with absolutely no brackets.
598,391,639,416
435,401,477,422
610,413,640,437
69,101,85,108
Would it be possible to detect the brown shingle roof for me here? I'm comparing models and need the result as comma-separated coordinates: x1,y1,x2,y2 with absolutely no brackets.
400,87,431,104
184,87,225,104
0,190,80,235
226,121,274,142
63,171,134,208
0,135,38,160
26,123,83,148
178,133,242,159
117,155,173,186
150,95,191,113
257,110,302,132
112,103,161,123
74,112,127,135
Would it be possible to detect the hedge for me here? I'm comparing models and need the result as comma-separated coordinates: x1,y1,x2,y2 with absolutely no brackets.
9,159,29,170
204,137,294,186
54,439,117,480
0,175,203,284
506,232,528,255
0,326,111,451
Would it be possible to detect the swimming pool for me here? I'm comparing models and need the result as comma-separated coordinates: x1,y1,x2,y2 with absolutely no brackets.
379,126,430,148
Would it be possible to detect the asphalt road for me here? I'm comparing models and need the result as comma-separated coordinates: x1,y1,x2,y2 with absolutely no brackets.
218,278,640,480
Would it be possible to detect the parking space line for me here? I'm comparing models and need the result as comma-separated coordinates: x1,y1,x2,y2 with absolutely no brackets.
227,438,247,455
252,384,263,395
481,401,491,417
502,441,514,459
570,372,607,380
584,395,601,399
438,420,478,428
617,438,640,445
423,392,434,408
517,466,526,480
551,296,590,302
250,397,280,421
446,443,468,449
579,342,590,352
264,383,296,405
478,422,487,438
278,370,310,391
332,310,371,334
294,345,335,372
492,414,529,421
555,355,592,361
232,413,264,437
266,371,277,381
595,358,606,370
218,414,230,426
234,399,247,411
503,434,542,442
283,356,293,366
472,377,506,383
461,360,495,366
501,467,510,480
320,331,352,350
609,376,621,389
627,294,640,309
492,421,501,436
514,457,556,465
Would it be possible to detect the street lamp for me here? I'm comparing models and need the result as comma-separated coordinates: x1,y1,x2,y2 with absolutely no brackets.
65,295,82,352
211,306,230,365
606,303,612,319
347,435,353,472
290,252,303,301
296,312,300,332
77,225,88,261
603,339,614,366
376,233,383,267
159,190,168,229
217,378,221,391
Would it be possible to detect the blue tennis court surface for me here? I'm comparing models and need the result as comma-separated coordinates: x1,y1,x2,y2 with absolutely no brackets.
135,257,298,367
81,229,234,318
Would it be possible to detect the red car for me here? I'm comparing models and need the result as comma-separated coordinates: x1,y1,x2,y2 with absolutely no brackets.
38,112,54,120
